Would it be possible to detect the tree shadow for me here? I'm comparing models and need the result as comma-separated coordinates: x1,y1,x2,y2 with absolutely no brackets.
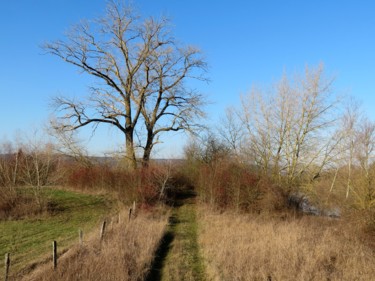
146,187,197,281
145,215,179,281
165,187,197,207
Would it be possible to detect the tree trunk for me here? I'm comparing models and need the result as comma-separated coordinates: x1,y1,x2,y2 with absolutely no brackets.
125,129,137,169
142,130,154,167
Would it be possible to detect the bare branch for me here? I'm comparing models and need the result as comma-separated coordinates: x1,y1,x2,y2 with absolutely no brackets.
45,1,207,167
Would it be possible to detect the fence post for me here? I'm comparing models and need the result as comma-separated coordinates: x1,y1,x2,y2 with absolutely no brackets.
52,241,57,270
4,253,10,281
128,207,132,222
133,201,136,215
79,229,83,246
100,221,106,241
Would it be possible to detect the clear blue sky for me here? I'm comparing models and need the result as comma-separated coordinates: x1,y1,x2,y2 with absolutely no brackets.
1,1,375,157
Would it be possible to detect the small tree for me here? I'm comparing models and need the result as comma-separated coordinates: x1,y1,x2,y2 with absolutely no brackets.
44,1,207,168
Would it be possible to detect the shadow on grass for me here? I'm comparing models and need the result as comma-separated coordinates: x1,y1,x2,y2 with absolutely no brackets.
165,188,197,207
145,215,180,281
146,187,197,281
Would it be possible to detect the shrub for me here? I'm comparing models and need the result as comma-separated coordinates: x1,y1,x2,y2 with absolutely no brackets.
64,162,172,206
183,158,264,211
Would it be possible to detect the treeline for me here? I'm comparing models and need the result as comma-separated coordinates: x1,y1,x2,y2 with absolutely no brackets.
182,64,375,225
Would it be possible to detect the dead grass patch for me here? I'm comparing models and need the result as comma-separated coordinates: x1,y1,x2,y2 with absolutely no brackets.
198,207,375,281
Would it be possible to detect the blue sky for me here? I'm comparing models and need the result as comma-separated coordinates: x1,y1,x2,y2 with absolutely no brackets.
1,1,375,157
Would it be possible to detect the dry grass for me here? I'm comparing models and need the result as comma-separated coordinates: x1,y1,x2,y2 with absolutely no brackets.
198,207,375,281
19,208,168,281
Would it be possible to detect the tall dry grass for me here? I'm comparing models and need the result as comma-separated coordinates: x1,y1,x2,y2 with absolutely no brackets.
198,208,375,281
19,208,168,281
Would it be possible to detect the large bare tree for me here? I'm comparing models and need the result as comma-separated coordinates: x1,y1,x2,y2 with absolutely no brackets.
240,64,340,189
44,1,207,168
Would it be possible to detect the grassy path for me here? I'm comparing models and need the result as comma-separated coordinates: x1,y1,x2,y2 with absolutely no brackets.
147,191,206,281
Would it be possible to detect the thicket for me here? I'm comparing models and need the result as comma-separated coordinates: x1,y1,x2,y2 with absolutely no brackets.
0,141,60,219
182,134,284,213
181,65,375,231
64,162,175,206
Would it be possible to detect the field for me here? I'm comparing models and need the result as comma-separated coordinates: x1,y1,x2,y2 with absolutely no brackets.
0,187,112,278
1,156,375,281
21,209,168,281
1,183,375,280
198,208,375,281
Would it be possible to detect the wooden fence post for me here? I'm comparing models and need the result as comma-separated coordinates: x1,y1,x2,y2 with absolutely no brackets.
52,241,57,270
4,253,10,281
133,201,136,214
128,207,132,221
100,221,106,241
79,229,83,246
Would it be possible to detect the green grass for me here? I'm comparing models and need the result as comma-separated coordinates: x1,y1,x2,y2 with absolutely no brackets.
161,202,206,281
0,187,112,277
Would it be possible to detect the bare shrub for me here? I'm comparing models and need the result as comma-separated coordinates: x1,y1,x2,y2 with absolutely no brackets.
0,138,61,219
64,162,177,206
0,190,50,220
182,149,281,212
195,161,261,210
198,207,375,281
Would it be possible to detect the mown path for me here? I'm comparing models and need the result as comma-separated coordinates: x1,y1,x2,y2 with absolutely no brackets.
146,190,206,281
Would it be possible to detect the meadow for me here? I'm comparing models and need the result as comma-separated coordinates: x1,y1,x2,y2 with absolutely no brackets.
0,141,374,281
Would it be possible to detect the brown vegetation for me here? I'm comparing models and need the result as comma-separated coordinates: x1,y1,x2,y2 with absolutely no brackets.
0,189,51,220
63,161,182,207
20,208,168,281
198,207,375,281
183,134,285,213
0,141,61,220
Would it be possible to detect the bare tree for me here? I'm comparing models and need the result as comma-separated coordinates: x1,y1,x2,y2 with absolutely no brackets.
354,118,375,208
339,99,361,198
49,125,92,167
240,64,339,190
356,118,375,182
217,107,245,156
0,141,19,187
240,87,275,176
21,141,58,203
44,1,207,168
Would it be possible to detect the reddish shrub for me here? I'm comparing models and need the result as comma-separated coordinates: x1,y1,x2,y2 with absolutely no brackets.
63,163,167,206
186,160,262,211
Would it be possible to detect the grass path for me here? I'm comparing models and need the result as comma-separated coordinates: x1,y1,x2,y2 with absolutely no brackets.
147,191,206,281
